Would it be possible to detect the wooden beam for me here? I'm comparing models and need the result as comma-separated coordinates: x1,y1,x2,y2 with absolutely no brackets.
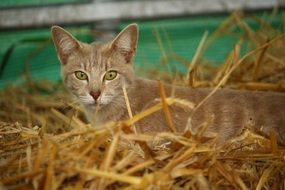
0,0,284,29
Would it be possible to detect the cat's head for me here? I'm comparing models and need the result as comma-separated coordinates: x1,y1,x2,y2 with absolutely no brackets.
51,24,138,109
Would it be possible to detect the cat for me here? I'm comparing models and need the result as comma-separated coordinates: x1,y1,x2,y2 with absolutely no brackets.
51,24,285,145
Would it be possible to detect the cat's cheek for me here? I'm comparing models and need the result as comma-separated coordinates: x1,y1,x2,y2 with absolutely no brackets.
79,95,95,105
66,79,89,97
104,78,118,84
101,95,116,106
99,98,110,105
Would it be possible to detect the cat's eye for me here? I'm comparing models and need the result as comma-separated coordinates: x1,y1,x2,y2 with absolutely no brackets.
104,70,117,81
75,71,88,80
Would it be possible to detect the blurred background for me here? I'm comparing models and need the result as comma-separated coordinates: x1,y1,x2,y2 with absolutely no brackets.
0,0,284,88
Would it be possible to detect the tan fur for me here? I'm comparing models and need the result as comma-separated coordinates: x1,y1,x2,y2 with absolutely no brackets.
51,24,285,145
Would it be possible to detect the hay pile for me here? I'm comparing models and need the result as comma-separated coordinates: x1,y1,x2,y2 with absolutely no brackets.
1,12,285,189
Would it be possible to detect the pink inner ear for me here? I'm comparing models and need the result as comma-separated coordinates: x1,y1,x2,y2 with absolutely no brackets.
59,52,70,65
123,49,135,63
111,44,135,63
110,25,137,63
52,27,79,65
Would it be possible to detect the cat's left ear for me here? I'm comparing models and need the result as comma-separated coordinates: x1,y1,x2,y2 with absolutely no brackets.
110,24,138,63
51,26,80,65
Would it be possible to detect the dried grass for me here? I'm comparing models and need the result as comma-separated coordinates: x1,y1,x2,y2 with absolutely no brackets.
1,12,285,189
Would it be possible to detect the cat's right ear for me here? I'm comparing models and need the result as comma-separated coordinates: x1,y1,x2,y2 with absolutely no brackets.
110,24,138,64
51,26,79,65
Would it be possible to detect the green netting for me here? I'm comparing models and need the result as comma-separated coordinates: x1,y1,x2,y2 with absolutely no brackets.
0,12,282,88
0,27,92,88
122,12,282,75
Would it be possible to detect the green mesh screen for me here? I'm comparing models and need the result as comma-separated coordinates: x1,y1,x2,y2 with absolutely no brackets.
0,27,92,88
121,13,283,75
0,12,282,88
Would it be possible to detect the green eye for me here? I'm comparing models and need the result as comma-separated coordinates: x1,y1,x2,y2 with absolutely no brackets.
75,71,88,80
104,70,117,81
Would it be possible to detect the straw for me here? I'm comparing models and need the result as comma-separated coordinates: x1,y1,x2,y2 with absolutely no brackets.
1,11,285,189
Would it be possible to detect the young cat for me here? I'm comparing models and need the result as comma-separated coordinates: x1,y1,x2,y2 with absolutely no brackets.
51,24,285,145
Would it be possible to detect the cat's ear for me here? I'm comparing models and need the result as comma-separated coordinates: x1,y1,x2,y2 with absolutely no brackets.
110,24,138,63
51,26,80,65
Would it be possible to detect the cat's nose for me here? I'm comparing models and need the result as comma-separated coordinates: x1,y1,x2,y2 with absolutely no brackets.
90,91,101,101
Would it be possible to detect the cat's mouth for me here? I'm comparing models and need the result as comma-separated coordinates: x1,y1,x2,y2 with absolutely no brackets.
86,101,99,107
85,100,106,109
78,94,111,109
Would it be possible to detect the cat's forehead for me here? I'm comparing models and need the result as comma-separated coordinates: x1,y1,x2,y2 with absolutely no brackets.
78,43,110,64
90,42,108,53
88,42,124,65
84,43,108,57
67,41,124,70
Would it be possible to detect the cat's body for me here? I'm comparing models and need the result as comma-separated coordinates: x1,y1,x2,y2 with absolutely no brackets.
51,24,285,145
88,77,285,144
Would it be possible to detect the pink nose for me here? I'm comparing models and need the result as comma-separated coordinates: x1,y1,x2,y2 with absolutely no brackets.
90,91,101,101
